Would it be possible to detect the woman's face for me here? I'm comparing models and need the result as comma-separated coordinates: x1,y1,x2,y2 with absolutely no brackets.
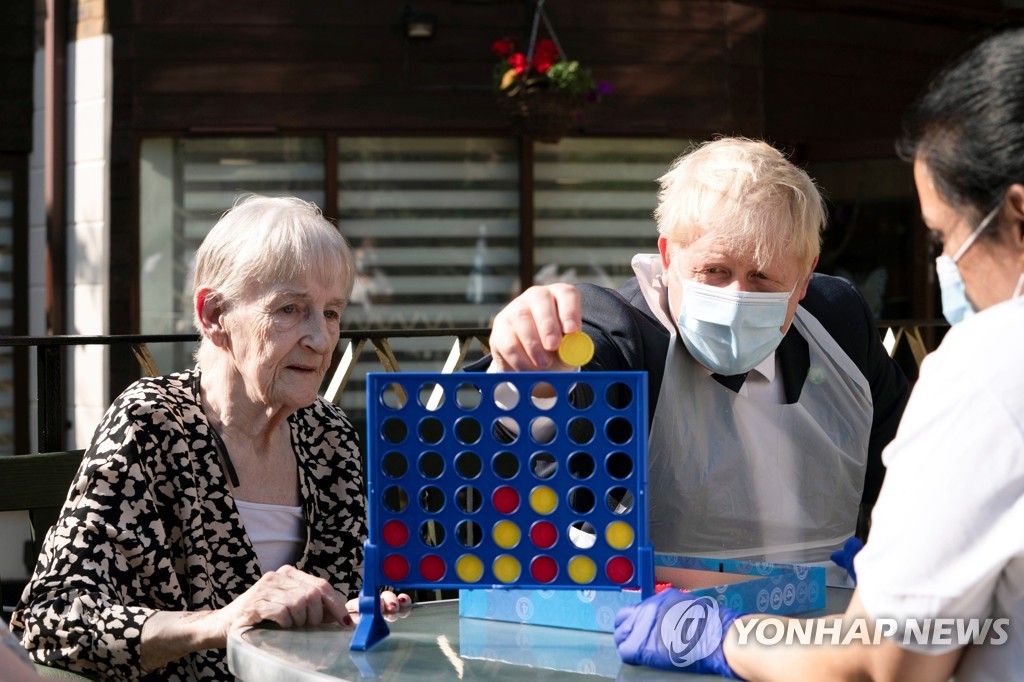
223,270,346,412
914,157,1022,312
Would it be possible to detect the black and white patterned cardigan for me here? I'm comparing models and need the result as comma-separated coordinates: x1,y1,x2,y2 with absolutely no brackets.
11,368,366,681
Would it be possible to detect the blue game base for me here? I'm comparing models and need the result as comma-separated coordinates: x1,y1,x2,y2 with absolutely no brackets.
459,554,826,633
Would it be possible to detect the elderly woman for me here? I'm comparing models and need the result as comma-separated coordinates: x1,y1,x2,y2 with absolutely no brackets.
12,196,401,681
615,27,1024,681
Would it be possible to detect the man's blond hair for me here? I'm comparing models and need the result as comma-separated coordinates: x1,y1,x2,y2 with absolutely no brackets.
655,137,825,270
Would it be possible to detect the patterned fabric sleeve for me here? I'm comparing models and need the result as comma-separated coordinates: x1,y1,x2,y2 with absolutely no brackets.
297,398,366,598
10,394,175,682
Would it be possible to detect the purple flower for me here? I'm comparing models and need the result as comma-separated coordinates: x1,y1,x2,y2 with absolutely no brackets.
585,80,613,102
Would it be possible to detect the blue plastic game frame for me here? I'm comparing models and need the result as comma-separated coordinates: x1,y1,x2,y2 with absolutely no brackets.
351,371,653,651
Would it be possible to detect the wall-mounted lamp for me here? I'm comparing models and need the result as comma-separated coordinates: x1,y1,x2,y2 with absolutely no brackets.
403,5,436,39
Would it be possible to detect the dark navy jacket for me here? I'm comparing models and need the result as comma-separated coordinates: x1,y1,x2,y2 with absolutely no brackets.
573,273,909,509
470,273,909,510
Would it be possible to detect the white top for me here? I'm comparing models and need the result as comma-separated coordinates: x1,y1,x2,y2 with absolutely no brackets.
856,296,1024,681
235,499,306,572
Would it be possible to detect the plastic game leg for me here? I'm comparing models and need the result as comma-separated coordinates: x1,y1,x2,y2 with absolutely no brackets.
350,542,390,651
350,590,389,651
638,544,655,599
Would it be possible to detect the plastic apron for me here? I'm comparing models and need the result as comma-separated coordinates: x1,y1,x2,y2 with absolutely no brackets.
632,254,872,567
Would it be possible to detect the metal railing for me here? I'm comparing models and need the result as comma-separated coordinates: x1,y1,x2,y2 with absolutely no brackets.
0,320,943,455
0,329,491,454
876,319,948,369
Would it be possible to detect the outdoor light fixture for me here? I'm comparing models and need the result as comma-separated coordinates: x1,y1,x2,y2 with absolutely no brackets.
403,5,436,38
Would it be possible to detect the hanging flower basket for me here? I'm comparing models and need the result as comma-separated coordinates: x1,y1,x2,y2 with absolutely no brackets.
497,86,583,143
491,1,610,143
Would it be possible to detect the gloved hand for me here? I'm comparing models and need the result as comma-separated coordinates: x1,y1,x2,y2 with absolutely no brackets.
830,536,864,585
614,588,741,678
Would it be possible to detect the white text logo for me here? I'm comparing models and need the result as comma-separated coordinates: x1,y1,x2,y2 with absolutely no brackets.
733,617,1010,647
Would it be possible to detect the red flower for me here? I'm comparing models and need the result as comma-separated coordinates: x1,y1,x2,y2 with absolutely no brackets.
533,54,555,74
508,52,529,75
534,38,559,59
491,37,515,57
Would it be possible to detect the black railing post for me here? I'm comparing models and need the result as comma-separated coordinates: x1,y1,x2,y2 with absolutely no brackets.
37,345,65,452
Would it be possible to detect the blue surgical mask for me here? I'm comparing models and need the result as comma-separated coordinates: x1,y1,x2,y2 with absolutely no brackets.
675,277,794,376
934,204,1000,325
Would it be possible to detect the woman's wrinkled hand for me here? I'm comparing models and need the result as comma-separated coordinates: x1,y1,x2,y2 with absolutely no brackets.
346,591,413,623
209,565,353,643
489,284,581,372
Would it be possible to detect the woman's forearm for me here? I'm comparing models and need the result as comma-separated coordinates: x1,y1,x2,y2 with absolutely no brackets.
139,610,223,674
724,615,869,682
723,593,961,682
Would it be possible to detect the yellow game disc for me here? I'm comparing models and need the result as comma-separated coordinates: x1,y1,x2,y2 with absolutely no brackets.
558,331,594,367
493,520,521,549
456,555,484,583
529,485,558,515
605,521,635,550
568,555,597,584
493,554,522,583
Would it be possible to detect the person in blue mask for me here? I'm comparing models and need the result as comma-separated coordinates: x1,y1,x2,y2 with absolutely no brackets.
483,136,910,573
615,26,1024,681
934,204,1002,325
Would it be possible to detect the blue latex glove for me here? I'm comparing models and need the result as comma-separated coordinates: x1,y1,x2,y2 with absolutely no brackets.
830,536,864,585
614,589,741,678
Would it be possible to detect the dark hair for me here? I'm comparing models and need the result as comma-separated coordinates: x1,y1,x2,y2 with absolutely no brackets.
898,26,1024,220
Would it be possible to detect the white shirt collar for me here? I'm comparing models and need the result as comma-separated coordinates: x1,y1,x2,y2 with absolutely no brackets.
748,350,777,384
694,349,777,383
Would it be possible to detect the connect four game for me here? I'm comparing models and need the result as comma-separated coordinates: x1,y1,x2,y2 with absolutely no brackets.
351,371,653,651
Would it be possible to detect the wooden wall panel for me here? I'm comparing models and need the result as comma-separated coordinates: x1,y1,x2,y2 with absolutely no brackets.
111,0,762,137
105,0,1024,358
120,25,763,69
759,6,1009,155
114,0,1018,143
0,2,36,153
130,61,757,100
127,0,738,32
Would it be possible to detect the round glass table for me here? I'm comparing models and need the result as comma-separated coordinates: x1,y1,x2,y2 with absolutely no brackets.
228,588,853,681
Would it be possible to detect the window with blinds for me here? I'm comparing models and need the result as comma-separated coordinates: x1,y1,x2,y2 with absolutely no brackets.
335,137,519,419
139,137,326,373
136,135,692,434
533,138,690,290
0,171,14,454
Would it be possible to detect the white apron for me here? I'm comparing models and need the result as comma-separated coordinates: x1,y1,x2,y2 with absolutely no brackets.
632,254,872,567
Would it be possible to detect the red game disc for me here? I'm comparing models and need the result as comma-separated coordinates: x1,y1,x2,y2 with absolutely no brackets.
530,555,558,583
382,554,409,582
382,520,409,547
492,486,520,514
605,556,634,584
419,554,447,582
529,521,557,549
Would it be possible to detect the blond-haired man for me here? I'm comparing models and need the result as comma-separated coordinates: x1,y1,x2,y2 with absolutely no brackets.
485,138,909,571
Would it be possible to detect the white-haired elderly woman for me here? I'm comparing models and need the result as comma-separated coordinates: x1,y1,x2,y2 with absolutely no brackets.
485,137,909,573
12,196,404,681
